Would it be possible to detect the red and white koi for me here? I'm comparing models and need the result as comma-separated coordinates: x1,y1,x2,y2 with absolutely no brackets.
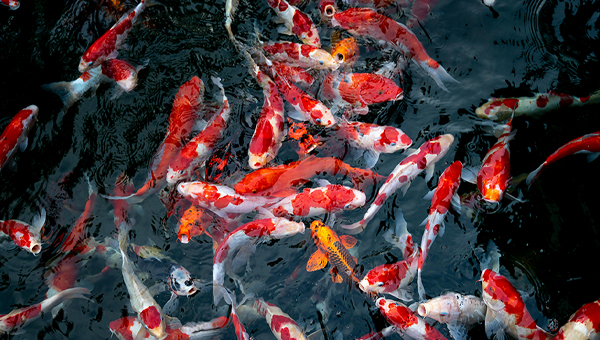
0,207,45,255
79,0,150,72
247,61,286,169
262,41,338,70
0,105,38,171
376,297,449,340
481,269,553,340
59,176,97,253
554,298,600,340
418,293,487,340
272,66,336,127
337,121,412,168
109,315,230,340
167,77,229,183
253,298,308,340
417,160,462,301
330,8,458,92
0,288,89,335
1,0,19,10
266,0,321,47
118,223,167,339
356,326,397,340
266,184,366,218
271,62,314,86
475,90,600,121
42,67,104,108
526,131,600,186
477,120,515,204
359,250,418,301
342,134,454,233
101,58,144,92
212,218,305,304
105,76,204,203
177,181,280,218
322,72,404,115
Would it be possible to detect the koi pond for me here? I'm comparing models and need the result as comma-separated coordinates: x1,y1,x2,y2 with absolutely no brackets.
1,0,599,338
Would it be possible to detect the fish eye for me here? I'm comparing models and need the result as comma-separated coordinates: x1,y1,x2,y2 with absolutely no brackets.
344,203,351,209
315,118,321,124
440,312,448,317
88,61,94,66
377,282,384,287
319,60,324,65
390,142,396,146
185,279,193,286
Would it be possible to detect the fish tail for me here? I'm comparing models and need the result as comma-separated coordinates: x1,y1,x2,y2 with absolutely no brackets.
526,162,545,187
41,81,77,107
43,287,91,312
418,60,458,92
117,222,132,254
417,268,426,301
213,284,227,306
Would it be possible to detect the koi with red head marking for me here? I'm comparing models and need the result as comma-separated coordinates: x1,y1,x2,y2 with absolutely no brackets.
321,73,404,115
554,298,600,340
266,184,366,218
253,298,309,340
476,90,600,121
376,297,449,339
359,250,418,301
417,161,462,300
101,59,143,92
104,76,204,203
212,218,305,304
481,269,553,340
234,155,385,197
262,41,338,70
266,0,321,47
0,207,45,255
271,62,314,86
477,121,515,204
0,105,38,172
343,134,455,233
526,131,600,186
0,0,19,10
307,220,360,284
271,66,336,127
330,8,458,92
79,0,149,72
167,77,229,183
0,288,89,335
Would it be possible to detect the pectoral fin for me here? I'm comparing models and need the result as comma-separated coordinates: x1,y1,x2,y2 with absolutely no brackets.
340,235,357,249
307,249,328,272
329,267,343,283
19,137,28,152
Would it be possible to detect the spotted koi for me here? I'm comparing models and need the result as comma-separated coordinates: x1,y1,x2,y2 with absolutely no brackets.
262,41,338,70
0,0,19,10
254,298,308,340
0,105,38,171
266,0,321,47
554,298,600,340
376,297,449,339
359,250,418,301
477,121,515,204
101,59,143,92
0,208,45,255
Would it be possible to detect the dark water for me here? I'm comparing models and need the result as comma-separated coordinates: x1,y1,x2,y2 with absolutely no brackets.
1,0,600,338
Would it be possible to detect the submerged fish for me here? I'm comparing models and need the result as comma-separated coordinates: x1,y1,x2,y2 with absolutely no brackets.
0,208,45,255
0,105,38,172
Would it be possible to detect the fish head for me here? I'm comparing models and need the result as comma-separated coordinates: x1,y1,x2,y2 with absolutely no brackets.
435,134,455,152
299,29,322,49
20,105,39,130
311,103,336,127
475,98,519,121
234,168,284,196
271,219,305,239
375,126,413,153
79,57,96,73
338,187,366,211
417,292,461,323
139,306,166,339
309,49,339,70
357,76,404,104
319,0,337,22
168,266,198,297
166,166,190,185
6,0,19,9
27,237,43,255
248,152,270,170
331,37,359,66
358,274,385,295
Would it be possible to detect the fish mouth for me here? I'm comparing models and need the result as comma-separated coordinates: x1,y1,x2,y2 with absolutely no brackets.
417,304,428,317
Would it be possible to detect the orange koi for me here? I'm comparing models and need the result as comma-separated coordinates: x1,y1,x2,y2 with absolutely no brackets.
177,205,212,244
330,34,359,67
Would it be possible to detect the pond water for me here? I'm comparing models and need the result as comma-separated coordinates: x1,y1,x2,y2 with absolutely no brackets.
1,0,600,338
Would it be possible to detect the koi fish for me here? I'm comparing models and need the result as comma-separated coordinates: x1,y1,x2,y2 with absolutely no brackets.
111,173,135,229
271,62,314,86
266,184,366,218
42,67,104,108
101,58,144,92
79,0,150,72
337,121,412,168
526,131,600,186
161,265,199,316
342,134,455,233
417,293,487,340
177,181,279,219
554,298,600,340
330,8,458,92
167,77,229,183
417,161,462,300
0,207,45,255
1,0,19,10
272,67,336,127
359,250,418,301
247,60,286,169
477,121,515,203
321,72,404,115
212,218,305,304
262,41,338,70
0,287,90,335
59,176,97,253
330,35,360,67
118,222,167,339
177,205,212,244
475,90,600,121
376,297,449,340
104,76,204,203
253,298,309,340
0,105,38,171
267,0,321,47
225,0,240,41
234,155,385,197
307,220,360,284
109,315,230,340
356,326,397,340
481,269,553,340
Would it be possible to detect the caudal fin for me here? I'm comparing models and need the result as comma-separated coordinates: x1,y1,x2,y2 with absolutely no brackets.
418,61,459,92
42,81,78,107
526,163,545,186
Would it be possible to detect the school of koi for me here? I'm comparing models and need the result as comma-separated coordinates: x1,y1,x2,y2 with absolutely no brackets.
1,0,600,339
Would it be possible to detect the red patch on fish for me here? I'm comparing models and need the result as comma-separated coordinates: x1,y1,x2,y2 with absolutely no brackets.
536,95,549,107
139,306,162,329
